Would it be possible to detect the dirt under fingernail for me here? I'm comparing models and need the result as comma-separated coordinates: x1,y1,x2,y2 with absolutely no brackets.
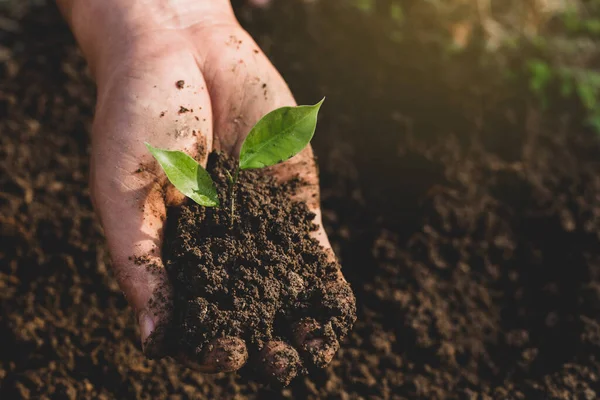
162,152,356,383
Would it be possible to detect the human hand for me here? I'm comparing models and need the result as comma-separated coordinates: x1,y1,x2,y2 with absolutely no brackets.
58,0,354,381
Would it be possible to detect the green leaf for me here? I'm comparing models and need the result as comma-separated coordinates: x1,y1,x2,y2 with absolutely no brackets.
239,99,324,170
145,143,219,207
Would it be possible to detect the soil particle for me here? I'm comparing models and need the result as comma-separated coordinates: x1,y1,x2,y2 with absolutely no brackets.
162,152,356,376
133,255,150,265
176,80,185,89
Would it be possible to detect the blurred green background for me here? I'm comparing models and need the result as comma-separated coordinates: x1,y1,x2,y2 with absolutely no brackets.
2,0,598,132
3,0,597,130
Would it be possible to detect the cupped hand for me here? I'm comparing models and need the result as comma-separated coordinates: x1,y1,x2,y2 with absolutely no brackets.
87,3,353,381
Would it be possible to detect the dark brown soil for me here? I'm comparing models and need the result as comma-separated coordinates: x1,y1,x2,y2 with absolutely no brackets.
1,2,600,400
162,153,355,378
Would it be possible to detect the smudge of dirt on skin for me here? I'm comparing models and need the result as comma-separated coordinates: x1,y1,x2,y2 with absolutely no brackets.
227,35,244,50
132,255,151,265
173,126,191,139
195,135,208,164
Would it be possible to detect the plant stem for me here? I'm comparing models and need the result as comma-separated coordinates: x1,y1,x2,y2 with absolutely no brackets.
229,166,240,227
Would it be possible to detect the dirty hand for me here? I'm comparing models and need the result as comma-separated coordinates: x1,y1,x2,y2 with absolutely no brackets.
57,0,353,378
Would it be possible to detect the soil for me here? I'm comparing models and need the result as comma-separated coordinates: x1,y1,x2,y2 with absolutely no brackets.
161,153,355,382
1,2,600,400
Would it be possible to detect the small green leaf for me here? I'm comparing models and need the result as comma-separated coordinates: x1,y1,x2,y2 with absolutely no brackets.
145,143,219,207
239,99,324,170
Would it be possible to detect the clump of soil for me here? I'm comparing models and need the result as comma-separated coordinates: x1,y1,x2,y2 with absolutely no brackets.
162,152,356,380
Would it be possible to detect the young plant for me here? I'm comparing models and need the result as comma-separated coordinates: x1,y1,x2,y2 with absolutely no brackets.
146,99,324,223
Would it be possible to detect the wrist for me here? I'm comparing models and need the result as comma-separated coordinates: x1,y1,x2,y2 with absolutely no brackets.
57,0,236,79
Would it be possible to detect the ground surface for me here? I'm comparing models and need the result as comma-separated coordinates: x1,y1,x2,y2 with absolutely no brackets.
1,2,599,399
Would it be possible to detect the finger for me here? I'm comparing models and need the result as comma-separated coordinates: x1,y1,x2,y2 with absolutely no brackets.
322,272,356,334
90,43,213,355
291,269,355,369
179,337,248,373
258,341,302,386
292,318,339,368
92,153,172,357
201,27,297,156
303,275,356,356
288,248,354,370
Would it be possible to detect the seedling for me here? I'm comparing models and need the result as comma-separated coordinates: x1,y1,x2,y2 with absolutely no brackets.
146,99,324,224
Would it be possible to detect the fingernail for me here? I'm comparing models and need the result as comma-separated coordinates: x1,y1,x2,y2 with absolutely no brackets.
139,312,155,346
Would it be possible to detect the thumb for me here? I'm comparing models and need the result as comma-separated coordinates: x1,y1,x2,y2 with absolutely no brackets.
87,55,212,356
91,151,173,358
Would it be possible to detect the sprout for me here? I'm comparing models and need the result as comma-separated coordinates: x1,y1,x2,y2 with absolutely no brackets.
146,99,324,223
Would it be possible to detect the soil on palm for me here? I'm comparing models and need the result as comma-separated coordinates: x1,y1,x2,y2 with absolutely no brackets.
162,153,356,380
